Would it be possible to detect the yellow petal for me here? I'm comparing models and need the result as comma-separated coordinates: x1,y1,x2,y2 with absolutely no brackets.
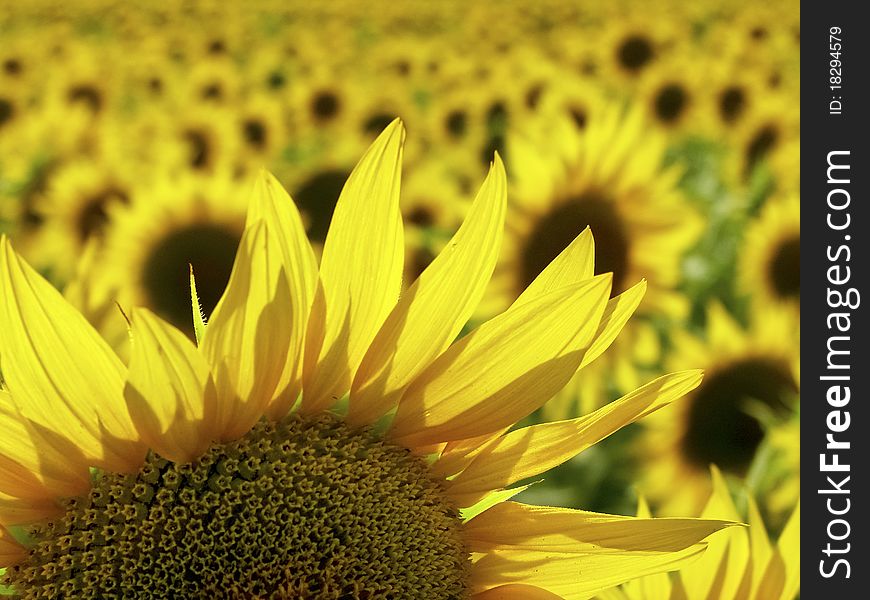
579,280,647,370
596,589,632,600
776,502,800,600
247,171,318,419
0,391,91,499
432,430,507,479
460,482,536,521
467,502,734,600
679,466,749,600
189,265,206,346
447,371,702,505
623,497,673,600
125,308,218,463
472,584,565,600
0,491,61,525
201,221,292,441
512,228,645,381
348,155,506,427
389,275,612,447
0,525,25,567
755,551,786,600
0,237,143,472
746,496,772,597
511,228,595,308
303,120,405,412
626,567,672,600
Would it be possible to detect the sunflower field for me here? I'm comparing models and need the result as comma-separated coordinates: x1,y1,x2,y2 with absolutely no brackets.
1,0,799,598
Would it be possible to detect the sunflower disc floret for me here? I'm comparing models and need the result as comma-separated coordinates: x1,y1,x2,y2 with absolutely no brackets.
4,413,470,599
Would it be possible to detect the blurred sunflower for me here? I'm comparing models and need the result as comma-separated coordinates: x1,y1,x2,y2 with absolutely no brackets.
601,17,677,85
636,53,703,133
23,157,133,280
234,95,288,165
92,170,248,339
0,122,730,598
489,106,701,416
726,97,799,187
598,468,800,600
739,194,800,321
638,305,799,516
166,105,242,175
290,68,361,135
182,57,243,107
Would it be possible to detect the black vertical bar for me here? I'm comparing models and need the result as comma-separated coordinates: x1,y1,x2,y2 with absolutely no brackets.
803,1,869,595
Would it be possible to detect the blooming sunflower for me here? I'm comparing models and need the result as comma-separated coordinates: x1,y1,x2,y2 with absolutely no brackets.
637,304,800,517
87,169,249,342
739,194,800,321
488,106,702,416
0,121,730,598
597,468,800,600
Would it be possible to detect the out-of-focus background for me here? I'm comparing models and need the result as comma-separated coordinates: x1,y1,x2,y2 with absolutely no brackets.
0,0,799,533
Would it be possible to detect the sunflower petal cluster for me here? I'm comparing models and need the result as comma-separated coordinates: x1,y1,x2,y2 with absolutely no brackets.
0,122,732,598
597,468,800,600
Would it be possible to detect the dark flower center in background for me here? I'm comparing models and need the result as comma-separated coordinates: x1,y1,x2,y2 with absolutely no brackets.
768,234,800,300
242,118,268,150
654,83,688,124
363,112,395,137
183,128,214,170
142,223,241,335
521,194,629,296
0,97,14,128
718,86,746,124
744,123,779,178
67,84,103,113
617,35,654,72
311,90,340,121
445,110,468,139
681,358,796,474
76,187,130,243
294,169,351,243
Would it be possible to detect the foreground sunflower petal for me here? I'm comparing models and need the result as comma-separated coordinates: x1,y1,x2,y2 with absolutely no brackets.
303,119,405,412
389,274,612,447
598,474,800,600
201,220,293,440
349,154,507,427
467,502,734,600
125,307,218,464
447,370,703,505
0,126,730,598
246,171,318,419
0,237,144,473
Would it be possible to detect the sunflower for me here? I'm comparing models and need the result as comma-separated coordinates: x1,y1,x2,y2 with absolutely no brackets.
395,158,473,287
637,304,800,517
598,468,800,600
234,94,289,166
167,105,242,175
91,170,248,341
724,96,799,188
290,69,361,135
636,53,703,133
489,106,702,416
181,57,242,107
0,121,730,598
739,194,800,320
600,17,678,85
22,158,133,281
43,43,117,122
